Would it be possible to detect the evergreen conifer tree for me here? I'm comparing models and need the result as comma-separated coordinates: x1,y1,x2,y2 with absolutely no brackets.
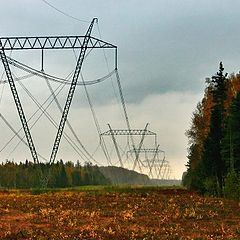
202,62,228,194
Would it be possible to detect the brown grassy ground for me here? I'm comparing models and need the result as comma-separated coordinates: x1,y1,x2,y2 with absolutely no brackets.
0,187,240,239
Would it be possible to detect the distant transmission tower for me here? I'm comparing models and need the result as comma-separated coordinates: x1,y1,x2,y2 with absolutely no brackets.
101,123,158,173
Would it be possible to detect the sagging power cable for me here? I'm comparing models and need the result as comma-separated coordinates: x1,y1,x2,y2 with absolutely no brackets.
96,23,125,121
40,0,89,23
0,74,34,84
0,78,64,154
0,73,67,154
6,56,115,86
43,68,100,164
0,113,48,161
115,69,142,170
15,79,97,163
72,49,112,165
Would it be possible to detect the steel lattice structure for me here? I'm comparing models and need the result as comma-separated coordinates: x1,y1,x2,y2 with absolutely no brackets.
0,36,117,50
100,123,159,173
101,129,156,136
127,148,164,155
132,145,166,179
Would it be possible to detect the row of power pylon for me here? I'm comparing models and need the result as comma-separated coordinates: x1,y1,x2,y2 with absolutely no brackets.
101,123,171,179
0,18,170,180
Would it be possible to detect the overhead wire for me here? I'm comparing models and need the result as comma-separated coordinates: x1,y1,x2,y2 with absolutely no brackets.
0,113,48,162
55,46,106,164
89,142,101,162
0,73,34,84
115,69,140,170
2,53,103,165
40,0,89,23
72,49,112,166
9,49,104,162
0,72,81,160
2,46,102,163
0,76,64,154
2,73,66,160
14,75,98,163
79,72,111,165
157,154,166,179
97,23,142,172
95,23,128,167
114,141,130,166
0,78,5,107
0,10,141,172
6,56,115,86
147,145,159,178
22,75,101,165
1,22,136,170
0,51,12,109
96,23,125,121
42,68,100,164
3,49,115,162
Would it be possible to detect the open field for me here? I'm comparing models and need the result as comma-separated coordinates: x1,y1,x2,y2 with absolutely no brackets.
0,186,240,239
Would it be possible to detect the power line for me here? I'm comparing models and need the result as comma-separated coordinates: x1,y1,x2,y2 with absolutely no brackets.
43,68,100,164
0,51,12,110
6,73,97,164
0,82,5,108
6,56,115,86
0,113,48,162
41,0,89,23
0,73,66,154
72,49,112,166
96,23,124,120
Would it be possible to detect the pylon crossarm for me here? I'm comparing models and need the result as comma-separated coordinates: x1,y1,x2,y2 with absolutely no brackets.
0,36,117,50
101,129,156,136
127,148,164,154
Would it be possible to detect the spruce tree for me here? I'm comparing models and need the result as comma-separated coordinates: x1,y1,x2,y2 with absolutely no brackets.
202,62,228,195
57,161,69,188
222,92,240,172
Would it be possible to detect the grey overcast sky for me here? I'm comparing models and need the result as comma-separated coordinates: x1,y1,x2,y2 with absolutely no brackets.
1,0,240,179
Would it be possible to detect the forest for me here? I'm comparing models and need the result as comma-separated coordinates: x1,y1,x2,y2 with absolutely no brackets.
0,160,153,188
0,160,110,188
183,62,240,199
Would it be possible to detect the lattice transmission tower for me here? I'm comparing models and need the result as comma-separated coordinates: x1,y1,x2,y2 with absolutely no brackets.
0,18,117,165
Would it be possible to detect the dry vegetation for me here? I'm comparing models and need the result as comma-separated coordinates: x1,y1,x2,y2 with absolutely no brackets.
0,187,240,239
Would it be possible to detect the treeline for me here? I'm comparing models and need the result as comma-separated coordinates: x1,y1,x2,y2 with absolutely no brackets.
0,160,110,188
183,62,240,199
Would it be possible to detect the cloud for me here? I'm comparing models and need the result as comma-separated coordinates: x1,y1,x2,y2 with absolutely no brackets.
1,0,240,179
125,91,202,178
0,84,201,179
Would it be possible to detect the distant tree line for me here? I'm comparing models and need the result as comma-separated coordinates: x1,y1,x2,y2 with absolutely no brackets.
183,62,240,199
99,166,150,185
0,160,110,188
